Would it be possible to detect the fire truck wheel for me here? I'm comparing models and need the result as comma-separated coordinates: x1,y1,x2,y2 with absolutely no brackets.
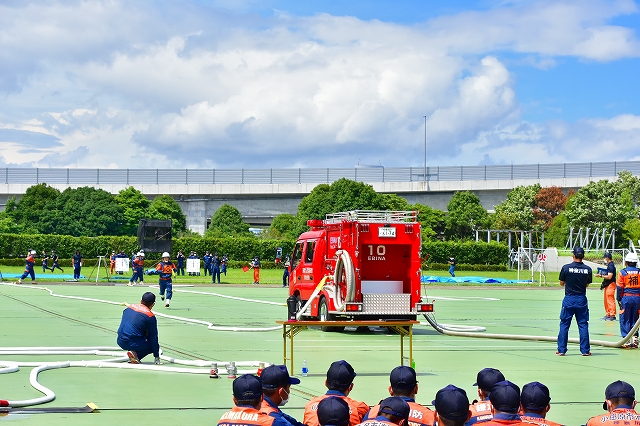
318,297,345,333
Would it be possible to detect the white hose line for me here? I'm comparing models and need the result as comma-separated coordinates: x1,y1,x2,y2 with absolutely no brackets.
1,282,281,332
296,276,330,320
5,362,69,408
333,250,355,312
432,323,487,332
423,313,640,348
152,287,286,307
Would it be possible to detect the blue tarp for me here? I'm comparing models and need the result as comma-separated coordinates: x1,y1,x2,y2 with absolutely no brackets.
422,275,530,284
0,273,85,280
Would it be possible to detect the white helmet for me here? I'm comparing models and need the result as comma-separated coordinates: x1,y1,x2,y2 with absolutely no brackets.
625,252,639,263
30,250,36,255
162,252,170,258
138,252,145,257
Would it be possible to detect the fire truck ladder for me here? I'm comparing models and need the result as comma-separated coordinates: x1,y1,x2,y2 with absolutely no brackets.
324,210,418,223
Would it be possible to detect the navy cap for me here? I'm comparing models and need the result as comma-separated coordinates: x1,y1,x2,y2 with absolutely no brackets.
390,366,417,389
261,365,301,389
141,292,156,306
604,381,635,410
573,246,585,257
379,396,410,420
521,382,551,410
603,252,613,259
327,360,357,387
432,385,470,421
317,397,350,426
474,368,505,392
232,374,263,400
489,381,521,413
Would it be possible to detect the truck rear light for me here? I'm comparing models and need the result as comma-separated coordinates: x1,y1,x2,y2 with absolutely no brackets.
405,224,414,233
345,303,363,312
415,303,434,312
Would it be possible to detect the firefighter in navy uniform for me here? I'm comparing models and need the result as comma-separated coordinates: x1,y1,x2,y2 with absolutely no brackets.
304,360,369,426
156,252,176,308
586,381,640,426
116,292,161,364
519,382,563,426
363,366,434,426
17,250,37,284
50,250,64,272
466,368,506,425
556,246,592,356
357,397,410,426
218,374,290,426
616,252,640,348
260,365,305,426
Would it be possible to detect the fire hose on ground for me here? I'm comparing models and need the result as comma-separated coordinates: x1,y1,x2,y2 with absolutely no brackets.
422,312,640,348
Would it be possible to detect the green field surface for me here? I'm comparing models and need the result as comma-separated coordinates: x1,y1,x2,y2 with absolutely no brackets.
0,280,635,426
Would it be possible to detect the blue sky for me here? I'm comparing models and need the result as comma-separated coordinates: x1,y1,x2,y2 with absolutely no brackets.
0,0,639,169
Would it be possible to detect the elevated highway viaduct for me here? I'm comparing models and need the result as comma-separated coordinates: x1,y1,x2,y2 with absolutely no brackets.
0,162,636,234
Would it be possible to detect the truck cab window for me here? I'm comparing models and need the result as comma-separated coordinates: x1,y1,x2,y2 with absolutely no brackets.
305,241,316,263
292,242,304,269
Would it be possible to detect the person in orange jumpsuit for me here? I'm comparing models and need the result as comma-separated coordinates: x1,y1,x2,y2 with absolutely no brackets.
519,382,562,426
110,251,116,275
363,366,435,426
586,381,639,426
252,256,261,285
596,252,617,321
616,252,640,348
303,360,369,426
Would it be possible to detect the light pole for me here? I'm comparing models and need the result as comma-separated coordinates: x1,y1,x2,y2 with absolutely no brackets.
423,115,427,182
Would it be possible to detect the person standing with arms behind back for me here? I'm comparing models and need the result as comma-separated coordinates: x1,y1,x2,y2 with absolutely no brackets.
177,250,185,276
596,252,617,321
556,246,592,356
449,255,456,277
72,249,83,281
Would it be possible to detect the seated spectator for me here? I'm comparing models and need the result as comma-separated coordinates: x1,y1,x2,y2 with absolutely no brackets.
433,385,472,426
467,368,506,425
586,381,639,426
519,382,563,426
317,397,350,426
359,397,410,426
483,381,522,425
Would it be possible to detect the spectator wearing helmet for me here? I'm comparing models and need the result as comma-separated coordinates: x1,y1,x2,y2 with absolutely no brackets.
482,381,522,425
557,246,592,356
128,252,145,287
363,366,434,426
156,252,177,307
260,364,304,426
359,397,410,426
586,381,639,425
596,252,617,321
617,251,640,348
303,360,369,426
519,382,562,426
217,374,290,426
466,368,506,425
317,397,350,426
18,250,38,284
434,385,471,426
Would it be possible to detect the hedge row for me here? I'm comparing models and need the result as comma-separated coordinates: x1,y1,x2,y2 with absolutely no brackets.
0,234,508,266
0,257,287,270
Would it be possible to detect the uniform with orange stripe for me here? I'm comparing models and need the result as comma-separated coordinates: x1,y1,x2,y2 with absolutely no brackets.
116,292,159,362
617,252,640,347
17,250,37,284
260,364,305,426
358,397,410,426
128,253,145,286
304,360,369,426
363,366,434,426
218,374,290,426
477,381,523,426
586,381,640,426
156,252,177,307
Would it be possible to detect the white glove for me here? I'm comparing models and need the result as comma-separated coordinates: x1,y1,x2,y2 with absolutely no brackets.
154,357,161,365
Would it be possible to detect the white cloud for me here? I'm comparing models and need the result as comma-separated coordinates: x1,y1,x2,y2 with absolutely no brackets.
0,0,638,169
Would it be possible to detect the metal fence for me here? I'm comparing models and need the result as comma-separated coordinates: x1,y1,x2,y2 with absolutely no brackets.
1,161,639,186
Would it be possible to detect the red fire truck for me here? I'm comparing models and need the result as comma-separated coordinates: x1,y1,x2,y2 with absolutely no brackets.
288,210,433,330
